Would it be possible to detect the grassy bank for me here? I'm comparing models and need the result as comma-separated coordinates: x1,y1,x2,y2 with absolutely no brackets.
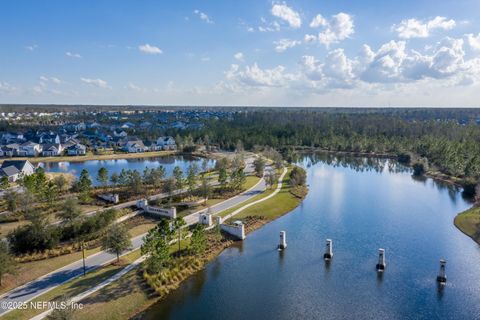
454,206,480,245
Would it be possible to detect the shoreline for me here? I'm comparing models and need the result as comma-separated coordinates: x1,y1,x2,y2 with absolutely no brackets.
74,166,307,320
0,150,178,164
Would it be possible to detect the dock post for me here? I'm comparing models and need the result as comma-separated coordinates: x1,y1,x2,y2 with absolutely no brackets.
323,239,333,260
277,231,287,250
437,259,447,284
376,248,386,272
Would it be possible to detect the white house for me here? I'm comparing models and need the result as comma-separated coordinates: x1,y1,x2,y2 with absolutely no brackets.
41,144,64,156
156,136,176,150
125,139,146,153
66,143,87,156
18,141,42,157
0,160,35,182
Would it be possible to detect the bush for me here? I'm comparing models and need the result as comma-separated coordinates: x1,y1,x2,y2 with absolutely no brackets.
8,221,60,254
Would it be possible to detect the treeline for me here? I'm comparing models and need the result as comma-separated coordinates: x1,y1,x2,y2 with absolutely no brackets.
181,110,480,183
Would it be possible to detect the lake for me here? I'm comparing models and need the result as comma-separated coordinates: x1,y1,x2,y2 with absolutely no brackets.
142,153,480,320
39,155,215,186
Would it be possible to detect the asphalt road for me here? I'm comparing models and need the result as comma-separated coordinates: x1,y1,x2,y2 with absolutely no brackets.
0,157,263,316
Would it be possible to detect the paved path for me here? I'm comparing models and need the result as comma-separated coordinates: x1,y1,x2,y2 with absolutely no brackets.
0,170,264,317
223,167,287,221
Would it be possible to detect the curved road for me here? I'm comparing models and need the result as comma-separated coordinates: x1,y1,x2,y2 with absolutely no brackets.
0,169,265,316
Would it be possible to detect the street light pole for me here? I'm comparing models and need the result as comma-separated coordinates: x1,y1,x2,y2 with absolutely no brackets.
81,242,86,276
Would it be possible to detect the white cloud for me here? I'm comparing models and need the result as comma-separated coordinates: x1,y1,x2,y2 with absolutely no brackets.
466,33,480,51
65,51,82,58
319,13,354,47
194,9,214,24
138,44,163,55
25,44,38,51
274,39,301,52
80,77,110,89
310,14,327,28
225,63,295,88
0,81,17,93
40,76,61,84
394,16,456,39
271,3,301,28
126,82,147,93
310,12,354,47
234,52,244,61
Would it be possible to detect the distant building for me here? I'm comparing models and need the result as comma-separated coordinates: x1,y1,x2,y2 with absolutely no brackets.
17,141,42,157
66,143,87,156
156,136,176,150
124,139,146,153
41,144,64,156
0,160,35,182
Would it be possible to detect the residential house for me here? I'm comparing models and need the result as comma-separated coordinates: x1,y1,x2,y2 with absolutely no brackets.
41,144,64,156
38,133,60,144
0,160,35,182
66,143,87,156
113,130,128,137
124,139,146,153
156,136,176,150
18,141,42,157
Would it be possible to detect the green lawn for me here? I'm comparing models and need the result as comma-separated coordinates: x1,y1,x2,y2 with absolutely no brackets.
227,168,301,221
454,206,480,244
1,250,142,320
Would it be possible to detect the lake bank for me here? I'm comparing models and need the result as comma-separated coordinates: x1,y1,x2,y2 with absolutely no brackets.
0,150,178,164
70,166,307,320
454,206,480,245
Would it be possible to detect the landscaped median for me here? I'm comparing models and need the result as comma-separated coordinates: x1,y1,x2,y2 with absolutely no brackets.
454,206,480,245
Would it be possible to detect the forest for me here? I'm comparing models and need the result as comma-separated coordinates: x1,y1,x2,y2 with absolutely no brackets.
181,109,480,186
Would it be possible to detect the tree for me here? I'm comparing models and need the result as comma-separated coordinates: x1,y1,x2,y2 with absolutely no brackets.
265,171,278,189
8,218,60,254
77,169,92,202
253,157,266,177
163,178,175,203
230,168,246,191
110,172,119,190
190,224,207,256
127,170,144,195
97,167,109,188
44,182,58,205
173,166,184,190
199,175,211,204
141,220,174,273
173,217,186,252
101,224,132,263
0,176,9,190
475,183,480,206
58,197,82,225
18,190,35,217
53,175,68,193
186,164,198,199
201,159,209,175
218,167,228,191
289,167,306,186
4,190,18,212
0,242,16,286
147,166,166,192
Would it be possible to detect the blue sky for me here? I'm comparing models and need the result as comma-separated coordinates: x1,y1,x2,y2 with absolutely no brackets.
1,0,480,107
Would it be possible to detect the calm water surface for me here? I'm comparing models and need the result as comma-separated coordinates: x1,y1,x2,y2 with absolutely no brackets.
143,154,480,320
39,155,214,186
